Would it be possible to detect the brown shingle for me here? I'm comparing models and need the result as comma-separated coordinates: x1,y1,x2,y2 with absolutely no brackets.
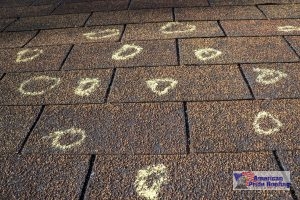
258,4,300,19
0,69,112,105
5,13,89,31
123,21,224,41
221,19,300,36
241,63,300,99
175,6,266,21
28,25,124,46
0,31,37,48
129,0,209,9
0,106,40,153
188,99,300,153
63,40,177,70
86,153,291,199
209,0,290,5
86,8,172,26
0,45,71,73
0,155,90,199
23,103,186,154
179,37,299,64
109,65,252,102
53,0,129,14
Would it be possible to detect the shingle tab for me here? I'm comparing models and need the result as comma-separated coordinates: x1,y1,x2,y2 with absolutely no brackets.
221,19,300,36
0,45,71,73
0,155,90,199
0,106,40,153
129,0,209,9
109,65,252,102
86,8,172,26
0,69,112,105
258,4,300,19
63,40,177,70
188,99,300,153
123,21,224,41
175,6,266,21
0,31,37,48
179,37,299,64
5,14,89,31
23,103,186,154
27,25,124,46
85,153,292,199
53,0,129,14
241,63,300,99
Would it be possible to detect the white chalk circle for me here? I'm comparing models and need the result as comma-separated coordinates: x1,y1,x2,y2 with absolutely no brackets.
253,111,283,135
194,48,222,61
278,26,300,32
18,75,61,96
253,68,288,85
159,22,196,34
44,127,86,150
146,78,178,96
16,48,43,63
112,44,143,60
135,164,169,200
74,78,100,96
83,29,120,40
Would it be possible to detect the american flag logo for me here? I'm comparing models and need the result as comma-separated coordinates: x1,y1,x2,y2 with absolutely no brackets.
242,171,256,186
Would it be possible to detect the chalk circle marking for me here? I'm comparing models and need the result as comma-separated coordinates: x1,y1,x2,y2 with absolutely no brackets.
253,68,288,85
18,75,61,96
194,48,222,61
146,78,178,96
135,164,169,200
160,22,196,34
253,111,283,135
278,26,300,32
43,127,86,150
74,78,100,97
16,48,43,63
83,29,120,40
112,44,143,60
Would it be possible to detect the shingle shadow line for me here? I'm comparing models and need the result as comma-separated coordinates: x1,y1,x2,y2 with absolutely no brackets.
83,12,93,27
217,20,227,36
255,4,269,19
4,97,300,107
1,17,19,32
118,24,127,42
127,3,296,10
283,36,300,60
29,0,38,6
49,0,63,15
238,64,255,99
79,154,96,200
17,105,45,154
2,60,300,75
22,29,40,48
104,68,116,103
59,44,74,70
3,63,182,74
13,149,286,156
0,73,6,81
127,0,132,10
183,102,191,154
6,17,300,33
172,8,176,21
4,33,300,49
175,38,180,65
207,0,211,6
18,35,300,48
272,150,299,200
